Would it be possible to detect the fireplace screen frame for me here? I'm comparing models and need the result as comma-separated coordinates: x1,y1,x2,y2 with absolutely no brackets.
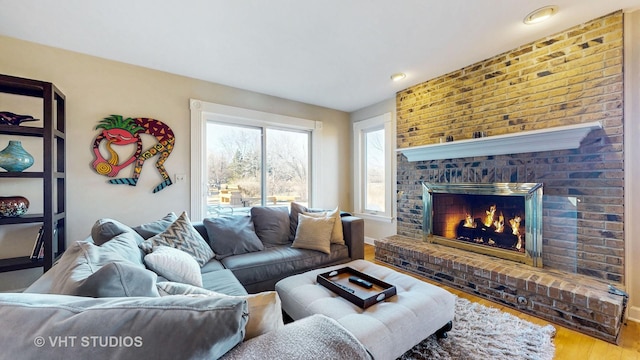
423,182,543,267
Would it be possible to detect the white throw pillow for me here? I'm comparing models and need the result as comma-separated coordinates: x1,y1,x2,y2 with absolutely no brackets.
144,246,203,287
156,282,284,340
303,206,344,244
291,214,335,254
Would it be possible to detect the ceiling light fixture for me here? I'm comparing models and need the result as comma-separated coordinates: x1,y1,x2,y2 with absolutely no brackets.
523,5,558,25
390,72,406,81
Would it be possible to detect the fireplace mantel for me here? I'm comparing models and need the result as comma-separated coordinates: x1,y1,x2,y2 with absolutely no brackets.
397,121,602,162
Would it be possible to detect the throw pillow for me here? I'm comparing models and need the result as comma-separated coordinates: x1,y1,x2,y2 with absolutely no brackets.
289,202,308,238
139,212,214,267
144,246,203,287
132,212,178,239
0,293,248,360
303,206,345,245
91,218,144,245
251,207,290,246
288,202,325,240
291,214,335,254
156,282,284,340
203,216,264,259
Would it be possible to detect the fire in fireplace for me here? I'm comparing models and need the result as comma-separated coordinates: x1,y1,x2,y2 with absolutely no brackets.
423,183,543,267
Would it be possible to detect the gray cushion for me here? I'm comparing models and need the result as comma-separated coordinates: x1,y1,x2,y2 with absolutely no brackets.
90,218,143,246
0,293,248,360
251,207,290,246
139,212,214,267
74,262,160,297
98,230,146,267
131,212,178,239
203,216,264,259
43,239,158,297
200,259,226,273
221,244,349,290
201,269,248,296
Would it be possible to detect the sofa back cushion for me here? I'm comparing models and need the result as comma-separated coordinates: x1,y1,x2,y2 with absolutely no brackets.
0,293,248,360
131,212,178,239
251,207,290,246
91,218,144,246
203,216,264,259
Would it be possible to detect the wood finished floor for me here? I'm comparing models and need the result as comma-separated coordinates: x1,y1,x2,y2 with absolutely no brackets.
364,244,640,360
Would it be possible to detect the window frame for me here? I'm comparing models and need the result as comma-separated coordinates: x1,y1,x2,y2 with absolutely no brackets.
190,99,321,221
353,112,394,222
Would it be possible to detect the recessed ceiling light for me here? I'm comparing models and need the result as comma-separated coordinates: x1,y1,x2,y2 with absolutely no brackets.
523,5,558,25
390,73,406,81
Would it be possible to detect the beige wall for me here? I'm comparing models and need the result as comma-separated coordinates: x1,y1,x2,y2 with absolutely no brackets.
624,10,640,322
0,35,351,290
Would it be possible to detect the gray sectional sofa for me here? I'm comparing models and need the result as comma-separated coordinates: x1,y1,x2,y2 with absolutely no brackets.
0,205,368,359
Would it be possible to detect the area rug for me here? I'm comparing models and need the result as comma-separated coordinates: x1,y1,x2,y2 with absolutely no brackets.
398,297,556,360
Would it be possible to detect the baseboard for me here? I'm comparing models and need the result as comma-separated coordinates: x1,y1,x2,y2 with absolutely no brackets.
627,305,640,323
364,236,376,245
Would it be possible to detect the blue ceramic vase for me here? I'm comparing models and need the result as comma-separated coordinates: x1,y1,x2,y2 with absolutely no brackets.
0,140,34,172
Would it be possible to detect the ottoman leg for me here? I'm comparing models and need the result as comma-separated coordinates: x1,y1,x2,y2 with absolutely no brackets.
435,321,453,339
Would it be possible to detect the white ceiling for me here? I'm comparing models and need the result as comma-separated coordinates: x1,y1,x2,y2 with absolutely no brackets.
1,0,639,112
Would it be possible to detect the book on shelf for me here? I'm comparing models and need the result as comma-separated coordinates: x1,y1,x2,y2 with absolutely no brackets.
37,240,44,260
36,227,58,260
30,226,44,260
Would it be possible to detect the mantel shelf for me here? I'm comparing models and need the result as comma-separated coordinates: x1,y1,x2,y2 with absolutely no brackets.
396,121,603,162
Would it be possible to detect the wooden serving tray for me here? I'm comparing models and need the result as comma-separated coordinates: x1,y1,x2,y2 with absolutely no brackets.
317,267,397,309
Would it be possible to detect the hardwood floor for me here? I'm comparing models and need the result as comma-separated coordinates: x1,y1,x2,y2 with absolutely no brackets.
364,244,640,359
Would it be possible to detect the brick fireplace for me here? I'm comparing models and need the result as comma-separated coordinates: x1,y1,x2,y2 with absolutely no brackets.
374,11,628,343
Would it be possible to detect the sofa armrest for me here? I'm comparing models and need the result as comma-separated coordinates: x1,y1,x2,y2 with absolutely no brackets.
341,216,364,260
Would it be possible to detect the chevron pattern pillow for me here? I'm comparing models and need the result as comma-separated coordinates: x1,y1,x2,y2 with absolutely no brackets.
139,211,214,266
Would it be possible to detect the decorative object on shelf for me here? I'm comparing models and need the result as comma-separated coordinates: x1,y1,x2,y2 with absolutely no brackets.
0,140,35,172
0,196,30,217
91,114,175,193
0,111,38,126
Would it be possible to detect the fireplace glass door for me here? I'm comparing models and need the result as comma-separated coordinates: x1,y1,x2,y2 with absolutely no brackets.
423,183,543,267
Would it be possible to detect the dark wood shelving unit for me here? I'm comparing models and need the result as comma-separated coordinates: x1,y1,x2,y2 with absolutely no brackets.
0,74,66,272
0,256,43,272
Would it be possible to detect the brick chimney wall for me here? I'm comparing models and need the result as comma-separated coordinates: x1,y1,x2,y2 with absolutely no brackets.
395,11,624,283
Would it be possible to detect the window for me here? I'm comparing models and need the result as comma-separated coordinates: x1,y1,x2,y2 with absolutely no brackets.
190,100,320,220
205,123,310,216
353,113,394,221
364,127,385,212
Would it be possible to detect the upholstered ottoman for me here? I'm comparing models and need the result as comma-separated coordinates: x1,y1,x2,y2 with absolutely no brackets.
275,260,455,360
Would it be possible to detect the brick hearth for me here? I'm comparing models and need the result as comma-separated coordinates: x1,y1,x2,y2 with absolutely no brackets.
375,235,626,343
